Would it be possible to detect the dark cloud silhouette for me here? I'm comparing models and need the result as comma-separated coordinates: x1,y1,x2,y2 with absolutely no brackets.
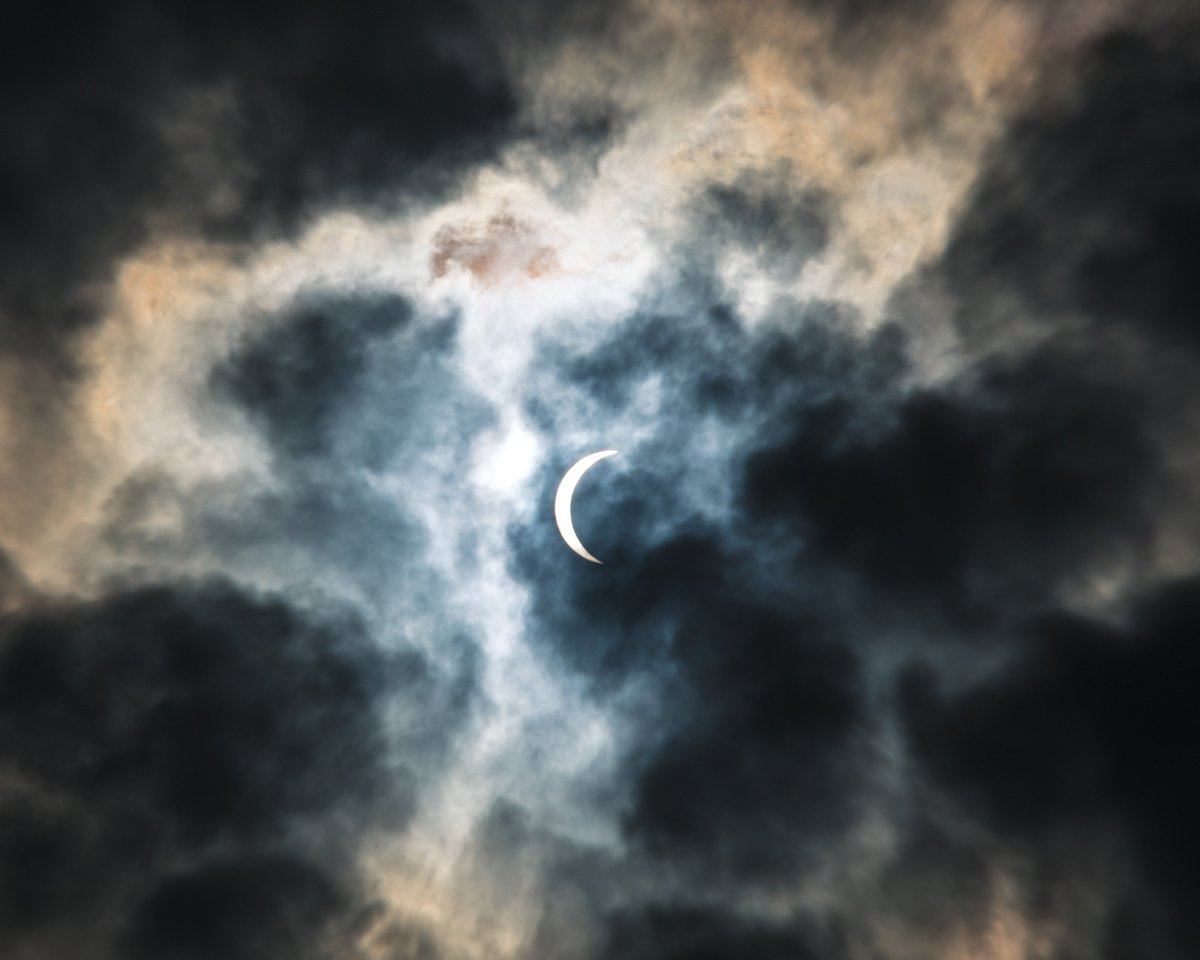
743,343,1159,623
0,0,517,367
0,583,406,841
0,579,449,957
512,517,868,880
942,29,1200,352
901,577,1200,959
621,597,863,880
598,904,835,960
127,855,347,960
857,31,1200,951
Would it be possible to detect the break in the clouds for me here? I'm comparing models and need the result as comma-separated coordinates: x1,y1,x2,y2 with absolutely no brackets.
4,2,1200,958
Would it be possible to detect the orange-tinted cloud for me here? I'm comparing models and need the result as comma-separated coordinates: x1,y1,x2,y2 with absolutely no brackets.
431,214,560,286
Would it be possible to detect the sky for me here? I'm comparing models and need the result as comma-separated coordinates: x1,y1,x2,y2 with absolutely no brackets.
2,1,1200,958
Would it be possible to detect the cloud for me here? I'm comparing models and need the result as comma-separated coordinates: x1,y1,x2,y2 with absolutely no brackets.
900,576,1200,959
499,23,1200,929
212,293,416,462
431,214,560,286
0,548,30,613
5,3,1200,959
0,579,456,957
940,27,1200,353
690,168,834,280
597,904,835,960
511,302,907,895
126,855,349,960
743,343,1159,623
93,288,492,619
0,0,518,368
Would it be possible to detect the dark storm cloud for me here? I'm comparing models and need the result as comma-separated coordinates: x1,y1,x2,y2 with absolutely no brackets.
941,28,1200,352
0,578,447,957
511,513,869,880
127,855,348,960
0,582,408,843
900,576,1200,959
126,853,443,960
847,21,1200,958
0,0,518,367
743,342,1159,624
598,904,836,960
621,597,862,880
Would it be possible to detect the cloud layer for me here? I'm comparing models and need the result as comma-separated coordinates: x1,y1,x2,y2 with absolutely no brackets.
4,1,1200,958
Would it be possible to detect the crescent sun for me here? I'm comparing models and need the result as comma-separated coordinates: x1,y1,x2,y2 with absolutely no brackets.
554,450,618,564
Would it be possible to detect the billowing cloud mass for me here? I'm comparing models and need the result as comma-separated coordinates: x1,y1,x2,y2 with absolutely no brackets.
3,1,1200,958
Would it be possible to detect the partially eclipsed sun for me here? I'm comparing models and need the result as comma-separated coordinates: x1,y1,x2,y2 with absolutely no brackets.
554,450,618,564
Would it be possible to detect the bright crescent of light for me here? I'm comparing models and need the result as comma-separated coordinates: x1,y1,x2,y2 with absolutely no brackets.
554,450,618,564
